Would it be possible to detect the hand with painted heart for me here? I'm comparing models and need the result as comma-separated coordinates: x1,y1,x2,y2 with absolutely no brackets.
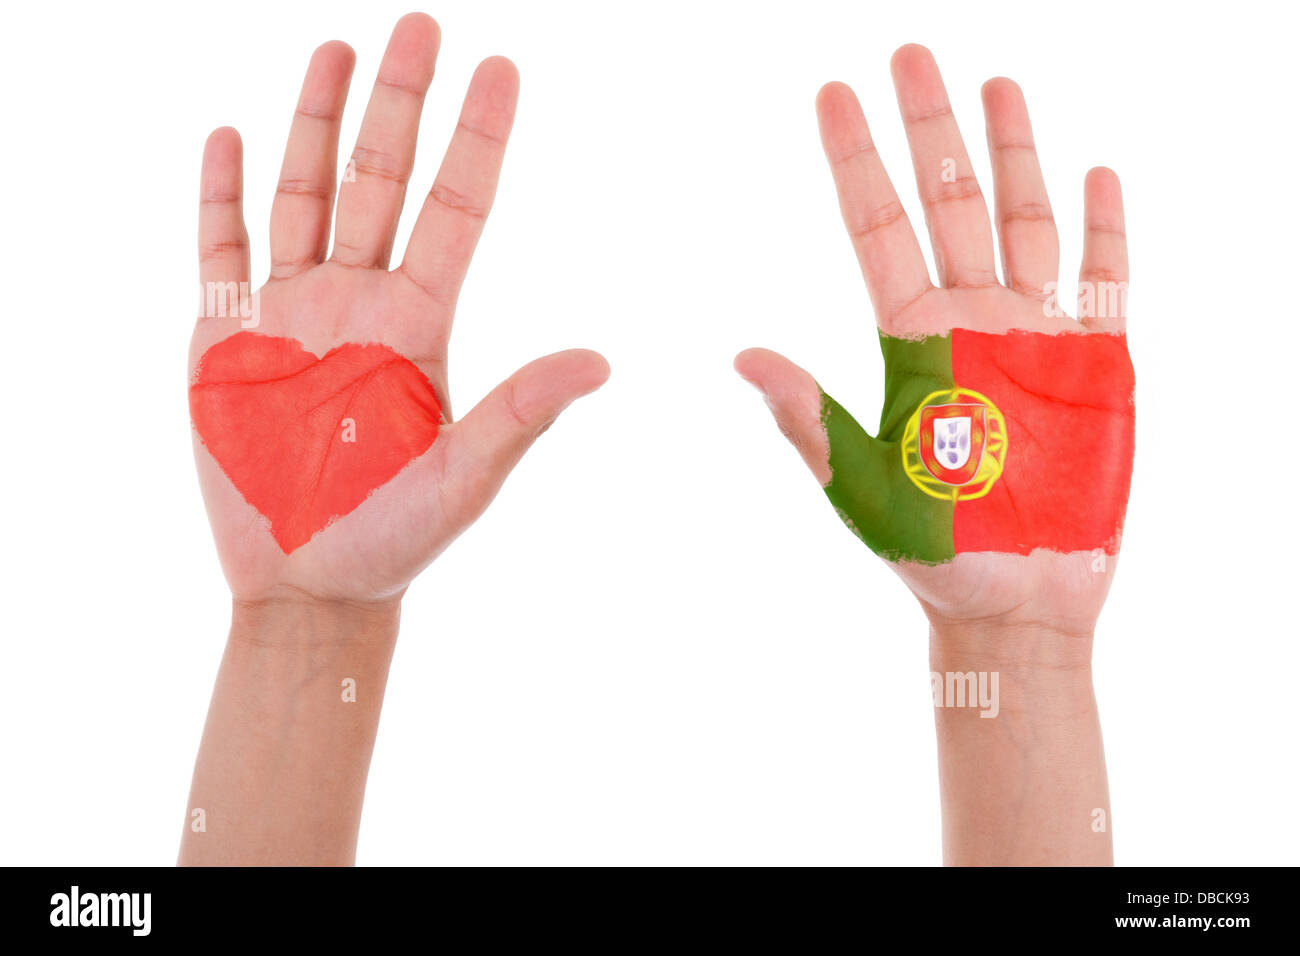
190,332,444,555
191,24,607,606
735,47,1135,642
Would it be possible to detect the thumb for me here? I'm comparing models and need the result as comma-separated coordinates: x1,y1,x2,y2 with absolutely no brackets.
735,346,900,552
437,348,609,526
734,348,833,484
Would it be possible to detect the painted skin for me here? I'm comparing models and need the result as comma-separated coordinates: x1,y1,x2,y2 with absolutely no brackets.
821,329,1134,565
191,20,608,605
735,49,1135,636
182,13,612,870
736,46,1130,864
189,331,443,555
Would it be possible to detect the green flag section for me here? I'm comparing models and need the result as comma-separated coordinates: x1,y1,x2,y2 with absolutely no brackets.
821,329,1134,564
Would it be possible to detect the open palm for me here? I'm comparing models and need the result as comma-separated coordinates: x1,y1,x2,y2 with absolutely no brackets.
191,15,607,605
737,45,1133,640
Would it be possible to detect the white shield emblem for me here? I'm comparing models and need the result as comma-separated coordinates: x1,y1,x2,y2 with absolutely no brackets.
932,416,972,470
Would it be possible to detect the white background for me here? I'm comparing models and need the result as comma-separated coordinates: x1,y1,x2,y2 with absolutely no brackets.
1,0,1296,866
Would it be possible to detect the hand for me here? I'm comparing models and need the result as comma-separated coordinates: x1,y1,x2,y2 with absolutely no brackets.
191,14,608,607
182,15,608,866
736,45,1133,647
736,45,1127,864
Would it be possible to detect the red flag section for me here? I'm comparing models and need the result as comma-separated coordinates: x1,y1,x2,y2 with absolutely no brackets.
950,330,1135,555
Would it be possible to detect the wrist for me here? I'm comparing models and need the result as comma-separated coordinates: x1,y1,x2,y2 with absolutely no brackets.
225,596,402,703
928,620,1096,717
229,594,401,654
182,596,400,866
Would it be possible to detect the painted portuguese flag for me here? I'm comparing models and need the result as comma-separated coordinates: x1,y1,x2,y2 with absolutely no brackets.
821,330,1135,564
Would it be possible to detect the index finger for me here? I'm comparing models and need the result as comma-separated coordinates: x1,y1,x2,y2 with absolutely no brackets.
816,81,933,331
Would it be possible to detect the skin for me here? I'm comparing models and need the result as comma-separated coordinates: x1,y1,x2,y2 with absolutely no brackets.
181,14,608,865
735,46,1128,865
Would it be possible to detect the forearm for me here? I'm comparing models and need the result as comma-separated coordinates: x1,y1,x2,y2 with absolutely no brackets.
929,623,1112,866
179,598,400,866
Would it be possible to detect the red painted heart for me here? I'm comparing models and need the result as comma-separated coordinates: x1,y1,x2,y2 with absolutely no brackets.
189,331,441,553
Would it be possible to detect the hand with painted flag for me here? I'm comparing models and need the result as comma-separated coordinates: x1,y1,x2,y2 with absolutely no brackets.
736,47,1133,865
182,15,606,866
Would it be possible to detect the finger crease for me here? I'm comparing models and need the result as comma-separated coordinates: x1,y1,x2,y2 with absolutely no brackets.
199,239,248,262
886,284,935,324
849,201,908,238
924,177,983,207
276,179,332,201
430,183,488,220
270,253,318,276
329,239,379,267
1002,203,1054,226
1086,224,1127,238
503,379,530,428
1080,267,1127,283
831,140,878,165
294,104,343,123
456,119,508,147
375,75,428,98
947,275,1000,290
1008,277,1051,299
904,104,954,124
349,147,411,186
397,264,454,310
